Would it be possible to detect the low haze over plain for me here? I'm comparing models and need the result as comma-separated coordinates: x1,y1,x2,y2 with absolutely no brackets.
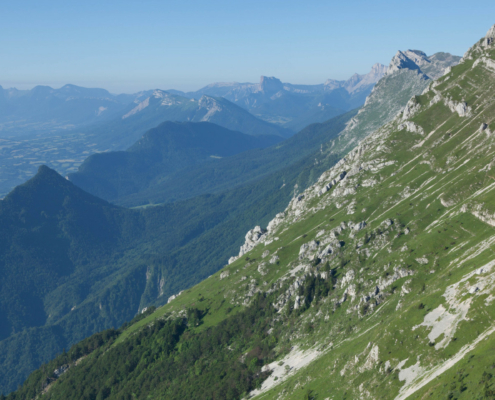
2,0,495,93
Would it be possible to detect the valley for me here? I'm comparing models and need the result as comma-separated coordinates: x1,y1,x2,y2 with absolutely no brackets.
0,131,105,198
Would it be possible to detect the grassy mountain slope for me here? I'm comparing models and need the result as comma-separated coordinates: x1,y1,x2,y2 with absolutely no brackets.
68,121,282,201
8,26,495,400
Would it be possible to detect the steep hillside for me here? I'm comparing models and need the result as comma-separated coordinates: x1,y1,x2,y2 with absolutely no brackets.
332,50,460,157
68,121,282,201
8,25,495,400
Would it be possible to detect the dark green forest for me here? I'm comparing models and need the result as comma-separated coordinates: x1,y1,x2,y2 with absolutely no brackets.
69,121,282,201
6,270,337,400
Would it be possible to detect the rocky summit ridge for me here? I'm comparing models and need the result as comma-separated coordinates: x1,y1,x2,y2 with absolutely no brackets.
8,26,494,400
326,46,460,161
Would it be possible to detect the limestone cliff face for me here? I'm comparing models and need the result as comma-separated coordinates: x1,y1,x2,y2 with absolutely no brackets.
259,76,285,94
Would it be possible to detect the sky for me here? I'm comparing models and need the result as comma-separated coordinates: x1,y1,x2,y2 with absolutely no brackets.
1,0,495,93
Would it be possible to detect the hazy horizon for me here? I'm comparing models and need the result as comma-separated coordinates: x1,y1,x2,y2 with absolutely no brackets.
0,65,386,95
2,0,495,93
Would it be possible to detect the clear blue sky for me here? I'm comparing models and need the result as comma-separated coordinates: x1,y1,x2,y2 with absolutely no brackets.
1,0,494,93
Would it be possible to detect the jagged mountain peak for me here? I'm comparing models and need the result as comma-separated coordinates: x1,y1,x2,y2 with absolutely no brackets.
483,24,495,47
387,50,426,75
370,62,388,74
385,49,460,80
344,63,388,93
486,24,495,39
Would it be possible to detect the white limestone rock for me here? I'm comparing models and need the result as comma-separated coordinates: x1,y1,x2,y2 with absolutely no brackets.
402,97,421,120
258,263,268,276
444,97,472,117
316,229,326,238
353,221,367,231
340,270,355,288
483,24,495,47
294,295,304,310
430,93,442,106
267,212,285,233
220,271,230,280
167,290,184,304
299,240,319,260
387,50,427,75
317,244,333,259
237,226,267,258
269,255,279,264
399,121,425,135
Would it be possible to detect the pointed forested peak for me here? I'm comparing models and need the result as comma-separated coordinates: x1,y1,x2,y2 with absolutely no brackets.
13,165,69,192
36,164,63,179
21,165,71,190
2,164,112,215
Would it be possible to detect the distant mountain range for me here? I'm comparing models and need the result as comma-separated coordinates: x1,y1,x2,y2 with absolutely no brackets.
169,64,388,131
0,62,387,142
0,84,152,136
